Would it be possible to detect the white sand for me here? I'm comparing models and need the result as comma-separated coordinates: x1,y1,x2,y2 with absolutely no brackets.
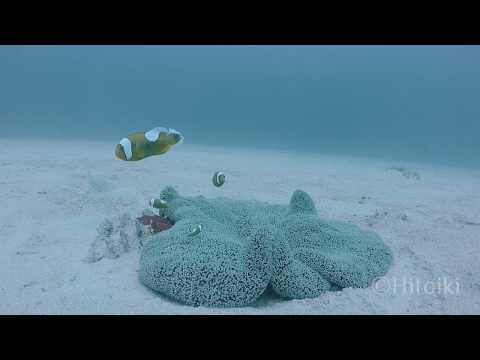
0,139,479,314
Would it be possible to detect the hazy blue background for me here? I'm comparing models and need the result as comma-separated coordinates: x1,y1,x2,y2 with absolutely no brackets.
1,45,479,167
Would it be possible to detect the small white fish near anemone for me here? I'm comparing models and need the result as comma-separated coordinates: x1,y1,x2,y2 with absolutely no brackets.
150,198,168,209
188,224,202,237
212,171,226,187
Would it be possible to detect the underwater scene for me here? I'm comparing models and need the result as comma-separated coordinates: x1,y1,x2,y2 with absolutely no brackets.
0,45,479,314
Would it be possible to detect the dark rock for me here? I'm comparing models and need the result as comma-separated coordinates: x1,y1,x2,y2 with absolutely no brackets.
389,166,421,180
136,215,173,234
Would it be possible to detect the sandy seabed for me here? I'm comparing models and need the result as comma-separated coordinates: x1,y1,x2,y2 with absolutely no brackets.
0,139,479,314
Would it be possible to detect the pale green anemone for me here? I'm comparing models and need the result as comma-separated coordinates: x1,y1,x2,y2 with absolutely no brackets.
139,186,393,307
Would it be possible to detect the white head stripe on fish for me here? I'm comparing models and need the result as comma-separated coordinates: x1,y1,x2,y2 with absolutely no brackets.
145,127,169,142
119,138,133,160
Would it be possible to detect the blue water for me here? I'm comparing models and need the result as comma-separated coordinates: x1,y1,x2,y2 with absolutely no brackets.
1,45,479,167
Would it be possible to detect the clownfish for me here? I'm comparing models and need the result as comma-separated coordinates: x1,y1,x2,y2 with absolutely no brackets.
188,224,202,237
212,171,226,187
115,127,184,161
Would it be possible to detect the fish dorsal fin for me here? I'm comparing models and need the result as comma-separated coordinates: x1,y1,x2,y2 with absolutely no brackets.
145,127,169,142
168,128,184,145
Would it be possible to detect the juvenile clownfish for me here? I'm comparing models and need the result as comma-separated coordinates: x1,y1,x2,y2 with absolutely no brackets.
212,171,226,187
188,224,202,237
115,127,184,161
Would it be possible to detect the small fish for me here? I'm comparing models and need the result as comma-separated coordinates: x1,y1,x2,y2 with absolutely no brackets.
115,127,184,161
188,224,202,237
150,198,169,209
212,171,226,187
